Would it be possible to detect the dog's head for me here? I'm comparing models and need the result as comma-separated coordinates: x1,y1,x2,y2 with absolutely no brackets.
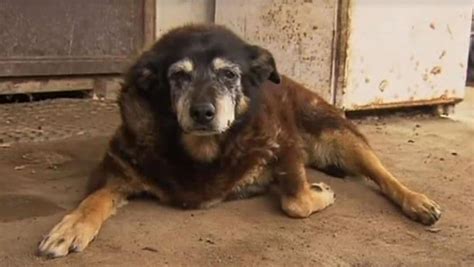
128,24,280,135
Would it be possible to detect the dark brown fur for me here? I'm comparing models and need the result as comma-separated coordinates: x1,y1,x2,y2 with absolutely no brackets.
38,24,441,258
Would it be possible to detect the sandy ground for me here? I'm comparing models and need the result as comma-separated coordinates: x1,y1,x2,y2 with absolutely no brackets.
0,90,473,266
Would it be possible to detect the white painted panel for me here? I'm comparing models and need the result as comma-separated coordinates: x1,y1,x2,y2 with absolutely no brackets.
343,0,472,110
155,0,214,37
216,0,336,102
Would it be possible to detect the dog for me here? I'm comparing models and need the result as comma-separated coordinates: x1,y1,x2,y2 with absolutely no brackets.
38,24,441,258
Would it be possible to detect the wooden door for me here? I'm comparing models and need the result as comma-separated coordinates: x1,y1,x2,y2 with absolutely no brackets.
0,0,146,77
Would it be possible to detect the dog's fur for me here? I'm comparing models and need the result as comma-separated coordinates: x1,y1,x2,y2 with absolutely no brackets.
38,24,441,258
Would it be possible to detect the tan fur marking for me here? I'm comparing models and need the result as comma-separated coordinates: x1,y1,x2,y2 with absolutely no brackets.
168,58,193,74
212,57,241,74
237,96,250,116
351,147,441,224
182,134,221,162
38,185,128,257
303,134,336,168
281,182,335,218
310,129,441,225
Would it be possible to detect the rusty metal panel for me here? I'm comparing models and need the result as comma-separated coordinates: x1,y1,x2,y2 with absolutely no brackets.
0,0,145,77
215,0,336,102
341,0,472,110
155,0,215,37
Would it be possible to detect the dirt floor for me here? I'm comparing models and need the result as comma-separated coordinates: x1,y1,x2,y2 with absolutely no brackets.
0,89,473,267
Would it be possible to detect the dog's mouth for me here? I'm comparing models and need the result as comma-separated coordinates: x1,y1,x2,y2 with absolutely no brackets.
182,120,236,136
183,125,222,136
186,129,221,136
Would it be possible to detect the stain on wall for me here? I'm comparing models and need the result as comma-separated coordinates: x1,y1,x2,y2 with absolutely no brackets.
216,0,337,102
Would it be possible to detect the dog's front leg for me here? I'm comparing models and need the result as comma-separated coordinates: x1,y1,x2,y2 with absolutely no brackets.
276,149,335,218
37,182,130,258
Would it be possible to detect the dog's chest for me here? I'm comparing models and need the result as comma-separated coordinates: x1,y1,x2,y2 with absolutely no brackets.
168,158,274,205
194,164,274,209
151,145,277,208
154,127,280,207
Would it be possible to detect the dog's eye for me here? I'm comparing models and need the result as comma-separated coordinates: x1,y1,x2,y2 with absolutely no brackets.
220,69,237,80
169,70,191,81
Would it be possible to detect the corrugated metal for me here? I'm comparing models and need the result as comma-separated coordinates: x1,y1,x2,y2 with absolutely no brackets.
215,0,337,102
341,0,472,110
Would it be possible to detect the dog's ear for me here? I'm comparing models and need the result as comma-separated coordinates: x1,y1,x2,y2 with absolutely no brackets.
247,45,281,84
119,52,160,138
127,51,162,93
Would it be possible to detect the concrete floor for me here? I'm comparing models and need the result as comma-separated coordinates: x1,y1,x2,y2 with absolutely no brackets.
0,89,473,266
452,86,474,126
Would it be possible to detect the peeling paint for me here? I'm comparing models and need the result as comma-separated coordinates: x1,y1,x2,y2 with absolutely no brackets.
439,50,446,59
378,80,388,92
341,0,471,110
430,66,442,75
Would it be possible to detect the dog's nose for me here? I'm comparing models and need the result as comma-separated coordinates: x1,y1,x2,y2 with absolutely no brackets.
190,103,216,124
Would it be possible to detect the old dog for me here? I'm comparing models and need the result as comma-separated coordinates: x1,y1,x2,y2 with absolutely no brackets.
38,24,441,258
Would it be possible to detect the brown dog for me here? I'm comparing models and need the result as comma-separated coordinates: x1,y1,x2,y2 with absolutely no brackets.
38,24,441,258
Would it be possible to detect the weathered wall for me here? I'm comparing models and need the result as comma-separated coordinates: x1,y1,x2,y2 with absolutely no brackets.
215,0,337,102
155,0,215,37
341,0,472,110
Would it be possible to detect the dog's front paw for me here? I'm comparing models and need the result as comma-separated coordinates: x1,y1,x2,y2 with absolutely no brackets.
38,212,99,258
402,192,441,225
310,182,336,209
281,182,335,218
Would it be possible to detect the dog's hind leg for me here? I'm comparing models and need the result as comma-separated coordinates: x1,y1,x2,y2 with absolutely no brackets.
276,147,336,218
37,154,140,258
313,130,441,225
